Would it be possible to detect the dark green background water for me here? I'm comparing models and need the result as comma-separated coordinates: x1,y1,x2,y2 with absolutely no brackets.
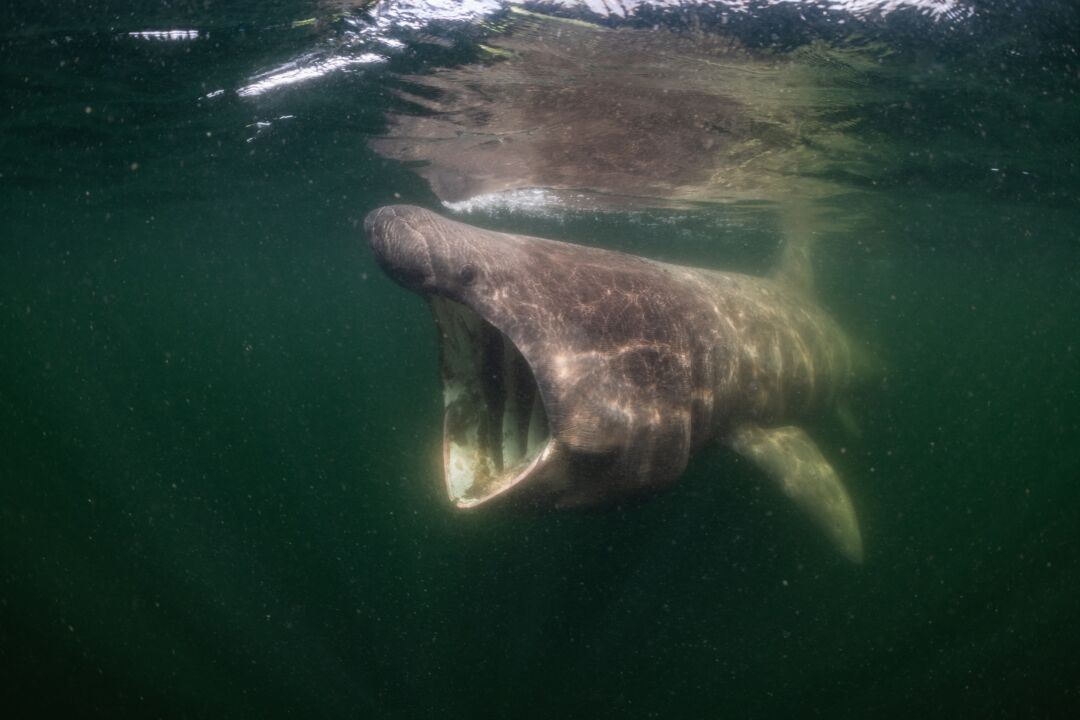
2,1,1079,717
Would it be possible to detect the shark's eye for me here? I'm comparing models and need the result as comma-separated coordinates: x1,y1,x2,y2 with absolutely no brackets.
458,264,479,286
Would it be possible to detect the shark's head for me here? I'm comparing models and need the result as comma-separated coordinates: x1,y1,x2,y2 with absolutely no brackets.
365,205,700,509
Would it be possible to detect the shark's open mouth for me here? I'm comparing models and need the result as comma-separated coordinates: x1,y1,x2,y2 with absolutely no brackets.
430,297,554,507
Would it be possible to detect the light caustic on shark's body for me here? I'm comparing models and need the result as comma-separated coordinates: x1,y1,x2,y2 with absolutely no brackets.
366,205,867,562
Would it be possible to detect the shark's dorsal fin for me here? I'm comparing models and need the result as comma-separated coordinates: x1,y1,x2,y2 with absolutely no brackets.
770,203,819,296
730,424,864,563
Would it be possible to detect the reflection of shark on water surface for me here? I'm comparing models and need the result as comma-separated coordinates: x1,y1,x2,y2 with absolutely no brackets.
371,6,884,211
366,205,868,562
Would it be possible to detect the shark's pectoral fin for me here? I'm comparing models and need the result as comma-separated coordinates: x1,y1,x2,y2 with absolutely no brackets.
730,424,864,563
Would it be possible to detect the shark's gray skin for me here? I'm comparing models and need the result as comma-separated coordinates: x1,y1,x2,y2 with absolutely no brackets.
366,204,865,562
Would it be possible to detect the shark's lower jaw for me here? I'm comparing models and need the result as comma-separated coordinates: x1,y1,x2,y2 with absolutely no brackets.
431,297,555,508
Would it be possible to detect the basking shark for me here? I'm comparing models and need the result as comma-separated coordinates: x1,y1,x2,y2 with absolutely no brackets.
366,205,867,562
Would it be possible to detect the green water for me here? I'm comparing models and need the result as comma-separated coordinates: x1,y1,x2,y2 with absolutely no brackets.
2,2,1079,717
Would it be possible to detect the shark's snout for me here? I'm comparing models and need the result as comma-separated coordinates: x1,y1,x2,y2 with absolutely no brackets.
364,205,435,290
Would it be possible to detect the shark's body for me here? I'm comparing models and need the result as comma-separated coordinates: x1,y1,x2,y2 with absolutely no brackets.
366,205,865,561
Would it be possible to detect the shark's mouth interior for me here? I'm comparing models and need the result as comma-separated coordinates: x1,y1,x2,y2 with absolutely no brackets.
430,297,553,507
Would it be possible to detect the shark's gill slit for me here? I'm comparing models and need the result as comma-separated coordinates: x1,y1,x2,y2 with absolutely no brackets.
431,297,551,507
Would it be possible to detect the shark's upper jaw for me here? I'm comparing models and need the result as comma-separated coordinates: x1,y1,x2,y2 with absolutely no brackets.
431,296,559,508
